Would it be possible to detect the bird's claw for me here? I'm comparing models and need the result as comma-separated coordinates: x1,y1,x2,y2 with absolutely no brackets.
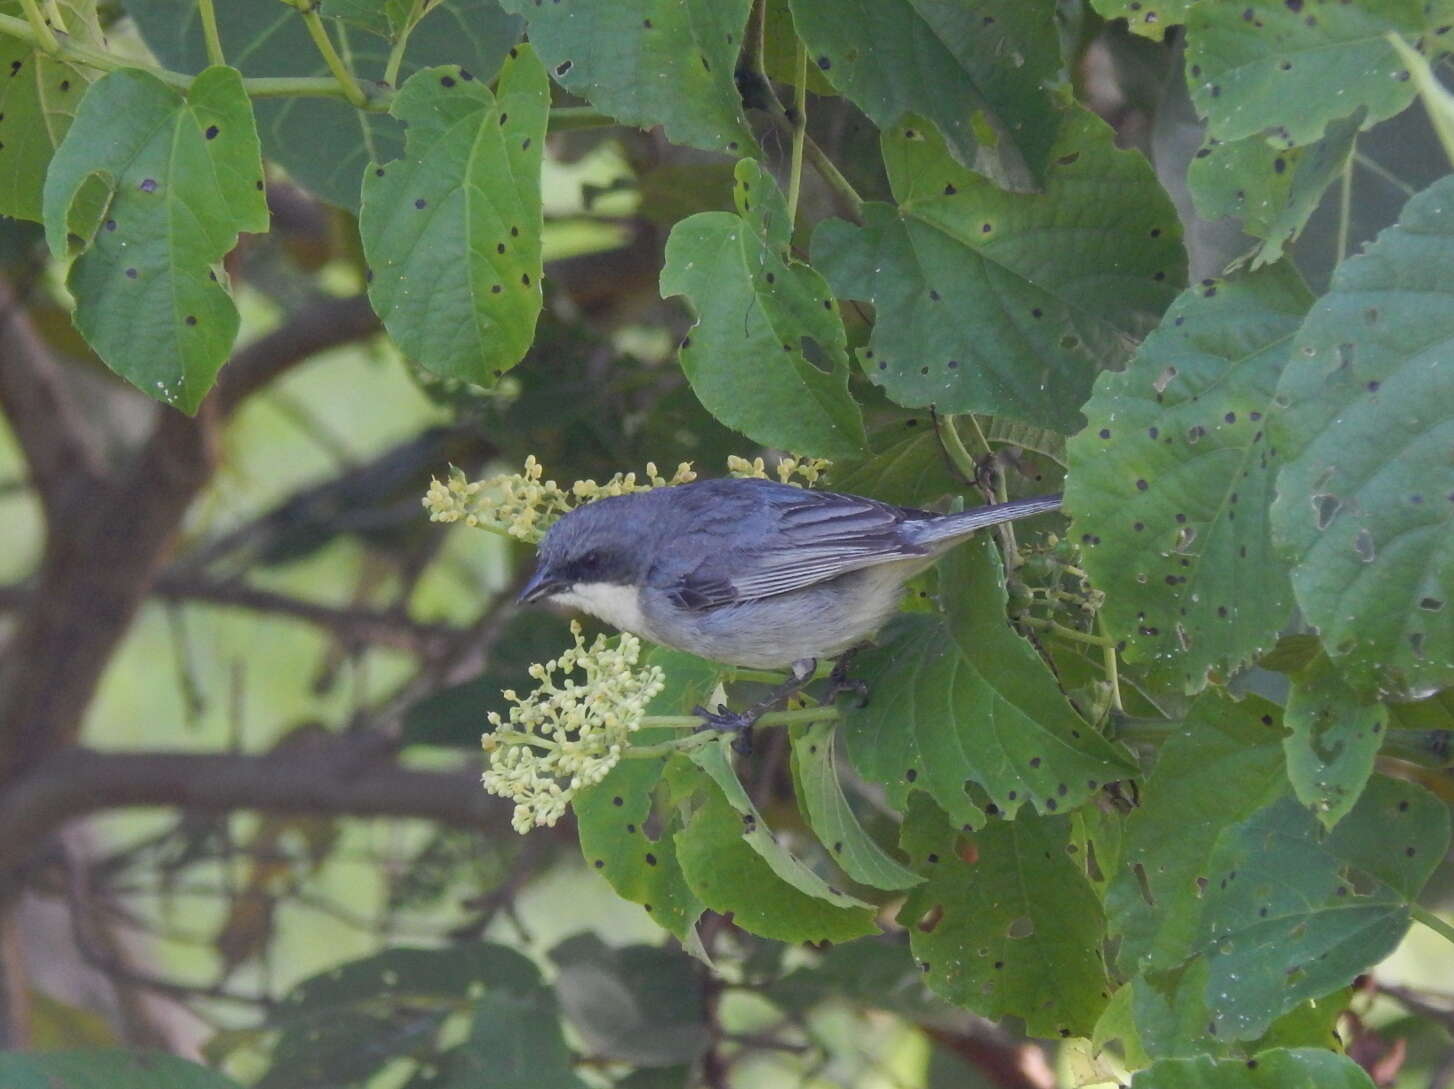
692,704,757,755
826,652,871,709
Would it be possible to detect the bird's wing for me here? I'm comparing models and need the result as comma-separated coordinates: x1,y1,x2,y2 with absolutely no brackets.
665,487,931,610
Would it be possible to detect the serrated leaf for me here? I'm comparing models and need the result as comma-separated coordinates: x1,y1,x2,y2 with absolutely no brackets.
813,108,1184,432
661,159,867,458
361,51,547,384
1283,653,1386,828
123,0,522,209
497,0,753,154
1131,1048,1375,1089
675,779,880,943
1187,113,1361,269
1106,692,1290,977
787,0,1064,185
1269,173,1454,696
898,799,1110,1038
843,533,1135,829
1090,0,1190,41
790,720,923,890
1064,263,1312,692
0,1051,243,1089
42,66,267,412
1184,0,1437,146
0,0,103,221
1195,777,1448,1040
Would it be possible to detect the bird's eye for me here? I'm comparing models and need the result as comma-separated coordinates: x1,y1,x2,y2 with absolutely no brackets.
579,549,601,571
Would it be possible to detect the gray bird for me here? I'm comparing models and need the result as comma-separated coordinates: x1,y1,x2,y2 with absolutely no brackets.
516,478,1060,727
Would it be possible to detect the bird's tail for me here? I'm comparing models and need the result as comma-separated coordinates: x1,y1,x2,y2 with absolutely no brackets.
913,493,1063,546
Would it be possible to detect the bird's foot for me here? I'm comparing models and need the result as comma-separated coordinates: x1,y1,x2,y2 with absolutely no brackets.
692,704,757,755
826,650,871,709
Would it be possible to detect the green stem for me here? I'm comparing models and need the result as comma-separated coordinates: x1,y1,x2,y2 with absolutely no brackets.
300,6,367,108
546,108,617,132
641,706,841,732
785,41,807,229
943,411,1022,574
1098,614,1124,712
197,0,225,67
1018,615,1114,648
1413,905,1454,947
1335,148,1353,266
17,0,57,54
382,0,425,87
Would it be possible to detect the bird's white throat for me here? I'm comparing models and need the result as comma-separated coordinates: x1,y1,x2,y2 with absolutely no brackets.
551,582,654,640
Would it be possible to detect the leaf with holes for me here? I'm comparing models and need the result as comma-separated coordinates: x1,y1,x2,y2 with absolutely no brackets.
897,796,1110,1038
1187,113,1361,269
1192,777,1447,1040
1106,693,1290,978
1270,173,1454,696
1283,653,1386,829
1064,263,1311,692
41,66,267,412
0,1051,243,1089
661,159,866,458
813,108,1184,432
1130,1048,1376,1089
123,0,522,210
360,50,546,384
0,0,104,221
1089,0,1190,41
498,0,752,154
790,720,923,890
1184,0,1442,147
787,0,1064,185
843,533,1135,830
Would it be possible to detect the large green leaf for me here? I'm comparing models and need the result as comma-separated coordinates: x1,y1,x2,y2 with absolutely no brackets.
1106,693,1290,978
1184,0,1438,146
1064,264,1312,691
813,108,1184,432
42,66,267,412
0,0,102,221
1283,653,1386,829
1269,173,1454,696
123,0,522,210
0,1051,242,1089
1131,1048,1375,1089
1187,114,1361,269
787,0,1064,185
660,159,867,458
790,720,923,891
360,50,547,384
843,533,1135,830
1089,0,1190,41
898,797,1110,1038
497,0,753,154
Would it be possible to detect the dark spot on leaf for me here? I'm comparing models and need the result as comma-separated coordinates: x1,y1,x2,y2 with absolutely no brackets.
104,219,116,231
593,859,603,868
522,273,531,286
185,315,197,326
943,183,957,195
906,768,918,782
491,285,502,294
125,268,138,279
440,75,455,87
205,124,219,139
139,178,158,193
554,60,572,76
1136,479,1148,491
1099,428,1110,439
414,198,427,209
645,852,658,866
817,55,831,70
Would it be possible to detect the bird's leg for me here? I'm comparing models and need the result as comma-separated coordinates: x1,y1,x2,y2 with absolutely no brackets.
693,657,818,755
826,647,871,708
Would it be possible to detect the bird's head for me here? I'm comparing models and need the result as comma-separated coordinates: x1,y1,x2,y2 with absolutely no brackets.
515,494,656,612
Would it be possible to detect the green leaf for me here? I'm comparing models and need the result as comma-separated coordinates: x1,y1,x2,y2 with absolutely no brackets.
360,50,547,385
844,534,1135,829
813,108,1184,432
496,0,753,154
1106,692,1290,977
1283,653,1387,828
1064,263,1312,691
1269,173,1454,696
675,779,880,943
123,0,523,210
898,799,1110,1038
42,66,267,412
322,0,414,36
827,418,965,509
1187,113,1361,269
1131,1048,1375,1089
1184,0,1436,146
790,720,923,890
0,0,102,221
1089,0,1190,41
0,1051,243,1089
766,939,940,1017
660,159,867,458
787,0,1064,184
1194,777,1448,1040
425,982,587,1089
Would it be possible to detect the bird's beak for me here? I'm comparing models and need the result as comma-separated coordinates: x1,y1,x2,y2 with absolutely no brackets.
516,566,565,605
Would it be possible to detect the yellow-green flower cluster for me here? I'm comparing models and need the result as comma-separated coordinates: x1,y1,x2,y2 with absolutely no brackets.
726,454,832,487
422,456,696,543
482,622,666,834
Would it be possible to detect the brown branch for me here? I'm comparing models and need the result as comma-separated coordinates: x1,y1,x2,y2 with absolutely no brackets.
0,741,507,880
